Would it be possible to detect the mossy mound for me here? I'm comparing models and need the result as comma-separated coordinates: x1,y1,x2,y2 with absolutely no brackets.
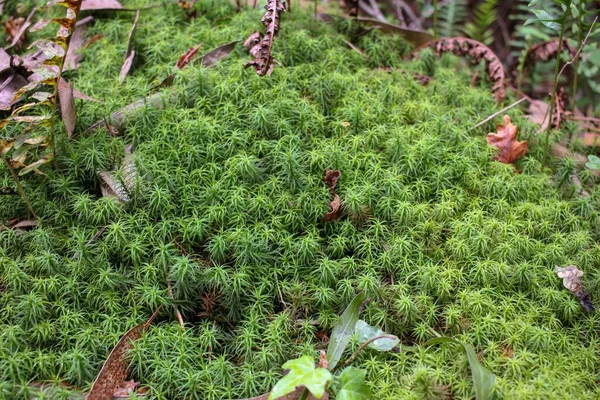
1,2,600,399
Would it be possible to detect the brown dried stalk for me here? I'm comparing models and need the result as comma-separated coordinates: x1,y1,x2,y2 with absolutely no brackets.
244,0,285,76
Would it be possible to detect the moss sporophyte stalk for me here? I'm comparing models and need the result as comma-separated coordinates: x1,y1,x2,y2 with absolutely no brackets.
1,1,600,399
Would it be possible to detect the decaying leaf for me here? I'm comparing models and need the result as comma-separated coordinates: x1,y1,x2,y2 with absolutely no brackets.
323,194,343,222
244,31,262,59
81,0,123,10
555,266,594,312
119,10,140,83
355,17,435,47
4,16,26,49
323,169,343,222
58,78,76,137
323,169,340,193
10,219,38,230
112,380,140,398
85,90,176,134
522,38,576,71
64,18,92,71
196,40,239,68
244,0,285,76
98,145,137,202
486,115,527,164
410,37,506,103
87,308,160,400
176,43,202,69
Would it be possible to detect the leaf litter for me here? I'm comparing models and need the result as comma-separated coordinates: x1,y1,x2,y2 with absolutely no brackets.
486,115,527,164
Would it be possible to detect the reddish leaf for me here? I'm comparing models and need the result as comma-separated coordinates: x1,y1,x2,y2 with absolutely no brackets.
119,10,140,83
176,43,202,69
410,37,506,103
486,115,527,164
323,194,343,222
87,309,160,400
64,20,91,71
4,16,27,49
323,169,340,193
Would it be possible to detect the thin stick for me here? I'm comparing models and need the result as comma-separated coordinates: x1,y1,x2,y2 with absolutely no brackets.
470,97,527,130
2,156,37,219
557,16,597,83
274,271,286,308
344,335,398,366
165,273,186,330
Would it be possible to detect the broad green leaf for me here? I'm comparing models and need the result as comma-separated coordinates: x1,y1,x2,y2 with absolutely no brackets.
585,155,600,170
424,338,495,400
525,10,561,32
337,367,371,400
354,320,399,352
269,356,332,400
327,292,366,371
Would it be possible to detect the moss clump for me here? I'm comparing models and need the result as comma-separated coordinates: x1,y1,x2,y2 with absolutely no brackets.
2,2,600,399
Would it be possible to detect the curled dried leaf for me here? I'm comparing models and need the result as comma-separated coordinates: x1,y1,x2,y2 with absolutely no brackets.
486,115,527,164
323,169,340,193
244,0,285,76
119,10,140,83
556,266,594,312
523,38,576,68
410,37,506,103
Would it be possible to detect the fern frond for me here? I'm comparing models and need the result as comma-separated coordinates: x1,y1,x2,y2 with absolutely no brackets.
438,0,468,38
462,0,498,45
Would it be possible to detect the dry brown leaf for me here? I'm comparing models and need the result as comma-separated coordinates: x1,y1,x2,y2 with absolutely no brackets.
410,37,506,103
119,10,140,83
323,169,341,193
486,115,527,164
10,219,38,230
323,170,343,222
523,39,576,68
58,79,76,137
87,308,160,400
196,40,239,68
244,31,262,59
555,266,594,312
4,16,26,49
355,17,435,47
245,0,285,76
81,0,123,10
176,43,202,69
64,24,88,71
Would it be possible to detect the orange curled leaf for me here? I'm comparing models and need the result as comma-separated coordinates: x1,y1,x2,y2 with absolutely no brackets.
409,37,505,103
486,115,527,164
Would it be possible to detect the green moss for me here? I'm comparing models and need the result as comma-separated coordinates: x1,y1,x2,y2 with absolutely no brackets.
2,2,600,399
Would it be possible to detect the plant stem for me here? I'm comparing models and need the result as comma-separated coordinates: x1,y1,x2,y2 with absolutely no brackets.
344,335,398,366
542,10,568,169
571,1,583,107
2,156,37,219
432,0,438,36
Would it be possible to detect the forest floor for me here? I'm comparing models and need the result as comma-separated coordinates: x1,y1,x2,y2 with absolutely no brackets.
1,1,600,399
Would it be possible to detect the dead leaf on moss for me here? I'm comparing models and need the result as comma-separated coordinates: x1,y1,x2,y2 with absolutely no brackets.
323,169,341,193
81,0,124,10
87,308,160,400
58,79,76,137
555,266,594,312
486,115,527,164
176,43,202,69
197,40,239,68
112,379,140,398
4,16,26,49
119,10,140,83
